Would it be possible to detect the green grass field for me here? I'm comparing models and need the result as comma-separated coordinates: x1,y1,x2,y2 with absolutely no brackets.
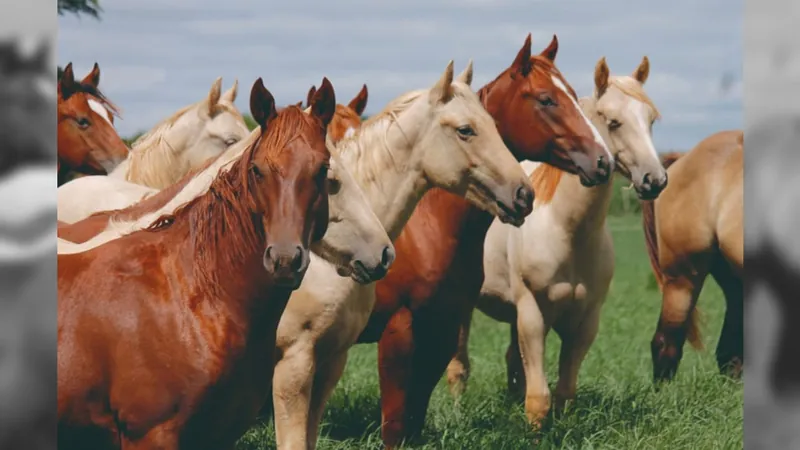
236,212,743,450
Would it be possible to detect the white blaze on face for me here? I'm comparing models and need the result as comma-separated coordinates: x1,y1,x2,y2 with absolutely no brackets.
344,127,356,139
627,99,659,161
551,76,613,160
88,98,113,125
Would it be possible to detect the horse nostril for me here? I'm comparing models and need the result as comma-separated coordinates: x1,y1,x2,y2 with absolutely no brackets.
291,246,304,272
515,186,533,208
642,172,652,186
381,245,395,268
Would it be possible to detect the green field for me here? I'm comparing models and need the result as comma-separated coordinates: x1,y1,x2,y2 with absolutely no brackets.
236,211,743,449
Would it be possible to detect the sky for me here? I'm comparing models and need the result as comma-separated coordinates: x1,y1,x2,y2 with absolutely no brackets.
58,0,742,151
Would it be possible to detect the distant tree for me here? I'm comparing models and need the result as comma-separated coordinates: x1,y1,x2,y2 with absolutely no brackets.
243,115,258,131
58,0,102,19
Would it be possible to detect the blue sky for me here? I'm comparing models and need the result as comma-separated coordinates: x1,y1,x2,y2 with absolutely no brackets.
58,0,742,151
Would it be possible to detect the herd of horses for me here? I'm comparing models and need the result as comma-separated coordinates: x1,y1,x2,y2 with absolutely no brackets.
54,33,743,449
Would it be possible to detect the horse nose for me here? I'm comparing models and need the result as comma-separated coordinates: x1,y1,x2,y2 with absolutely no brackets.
514,184,534,214
380,245,396,271
642,172,668,196
263,245,309,275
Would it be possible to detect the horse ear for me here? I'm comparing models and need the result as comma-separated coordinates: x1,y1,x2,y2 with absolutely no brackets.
540,34,559,62
221,79,238,103
59,62,78,99
347,84,368,116
207,76,222,115
306,85,317,109
81,62,101,88
633,56,650,85
309,77,336,128
249,78,277,130
429,60,455,104
294,101,303,107
594,57,610,98
455,59,473,86
510,33,532,78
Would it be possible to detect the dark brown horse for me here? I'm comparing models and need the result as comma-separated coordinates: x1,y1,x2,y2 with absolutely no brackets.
57,78,337,450
643,130,743,383
57,63,128,186
355,34,615,448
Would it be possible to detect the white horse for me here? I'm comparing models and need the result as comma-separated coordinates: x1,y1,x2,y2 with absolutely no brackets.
57,79,396,285
270,60,536,450
446,56,667,427
56,77,249,223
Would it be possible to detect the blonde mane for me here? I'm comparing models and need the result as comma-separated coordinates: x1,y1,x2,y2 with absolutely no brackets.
124,99,244,188
608,76,661,120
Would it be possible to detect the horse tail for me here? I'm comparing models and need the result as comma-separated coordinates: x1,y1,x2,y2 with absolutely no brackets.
643,150,704,350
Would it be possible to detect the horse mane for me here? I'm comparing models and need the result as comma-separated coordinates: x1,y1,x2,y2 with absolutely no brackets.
529,163,564,206
62,81,122,119
125,100,244,187
608,76,661,120
139,106,321,292
639,150,702,350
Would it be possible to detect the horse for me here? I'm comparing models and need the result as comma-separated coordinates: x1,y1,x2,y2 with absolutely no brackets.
303,83,368,142
643,130,743,382
57,62,129,186
269,60,535,450
56,77,249,223
445,56,667,431
57,77,359,450
56,81,394,287
352,34,617,447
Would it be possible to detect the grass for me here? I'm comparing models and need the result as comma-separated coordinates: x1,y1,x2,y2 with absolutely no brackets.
236,213,743,449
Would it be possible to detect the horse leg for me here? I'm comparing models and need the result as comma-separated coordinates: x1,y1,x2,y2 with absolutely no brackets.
446,307,473,399
378,306,415,449
710,256,744,378
272,340,315,450
553,304,601,414
506,322,525,400
514,287,550,428
651,270,709,383
306,351,348,450
120,425,179,450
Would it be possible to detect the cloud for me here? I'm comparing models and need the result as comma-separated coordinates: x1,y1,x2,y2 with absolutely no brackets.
58,0,742,150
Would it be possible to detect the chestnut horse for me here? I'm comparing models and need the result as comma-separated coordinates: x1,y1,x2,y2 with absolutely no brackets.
303,83,368,142
449,56,667,429
644,129,743,382
57,77,248,223
57,63,129,186
57,78,341,450
354,34,614,447
269,60,535,450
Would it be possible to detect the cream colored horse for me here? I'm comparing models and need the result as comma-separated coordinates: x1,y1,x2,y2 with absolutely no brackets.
56,77,249,223
445,56,667,427
271,60,535,450
57,79,395,285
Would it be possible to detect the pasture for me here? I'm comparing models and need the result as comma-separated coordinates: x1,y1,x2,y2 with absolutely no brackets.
236,198,743,449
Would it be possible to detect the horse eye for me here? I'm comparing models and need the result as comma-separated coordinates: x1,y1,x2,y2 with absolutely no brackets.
327,177,341,195
456,125,476,139
538,96,556,107
250,163,263,178
224,138,238,147
76,117,91,129
609,119,622,131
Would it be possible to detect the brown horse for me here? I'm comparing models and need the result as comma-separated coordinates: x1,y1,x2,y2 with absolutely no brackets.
355,34,615,448
643,129,743,382
57,78,337,450
57,62,128,186
303,83,368,143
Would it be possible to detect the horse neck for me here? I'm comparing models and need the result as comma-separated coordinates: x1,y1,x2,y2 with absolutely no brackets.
122,115,200,189
548,170,616,238
335,103,429,240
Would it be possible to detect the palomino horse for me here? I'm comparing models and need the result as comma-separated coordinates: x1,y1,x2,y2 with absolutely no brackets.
447,56,667,430
644,130,743,382
56,81,394,286
303,83,369,142
57,63,128,186
56,77,249,223
354,34,615,447
57,78,345,450
269,60,535,450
